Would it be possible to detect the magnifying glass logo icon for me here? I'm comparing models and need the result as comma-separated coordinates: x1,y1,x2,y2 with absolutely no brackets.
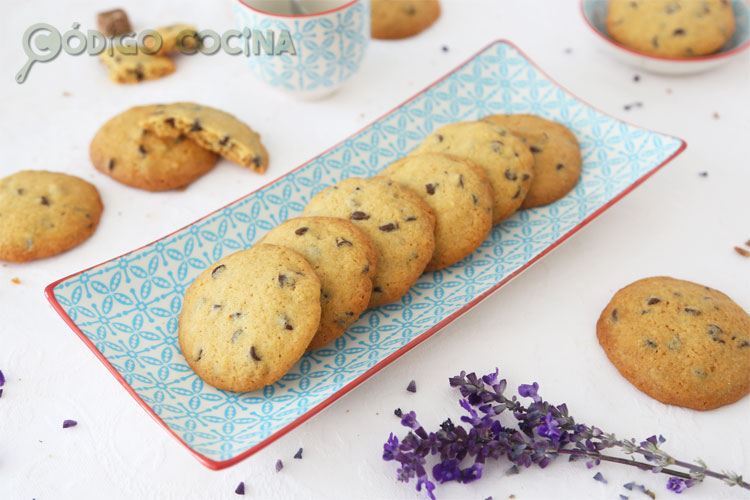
16,23,62,84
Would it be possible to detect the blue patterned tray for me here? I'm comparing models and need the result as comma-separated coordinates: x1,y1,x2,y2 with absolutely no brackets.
46,40,685,470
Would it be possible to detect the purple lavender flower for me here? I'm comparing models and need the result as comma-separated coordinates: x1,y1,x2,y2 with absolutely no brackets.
407,380,417,393
234,482,245,495
461,463,483,483
517,382,541,402
62,419,77,428
294,448,303,459
416,475,436,500
275,459,283,472
432,460,461,483
0,369,5,387
401,411,420,430
666,477,695,493
537,413,562,441
383,433,399,461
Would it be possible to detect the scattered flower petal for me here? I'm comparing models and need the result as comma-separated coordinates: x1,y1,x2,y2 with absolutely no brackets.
0,369,5,387
62,419,77,428
593,472,608,484
394,408,403,417
234,482,245,495
406,380,417,393
275,459,283,472
0,388,3,398
294,448,303,459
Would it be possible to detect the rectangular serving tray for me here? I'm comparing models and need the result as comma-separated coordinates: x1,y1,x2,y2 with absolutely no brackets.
45,40,686,470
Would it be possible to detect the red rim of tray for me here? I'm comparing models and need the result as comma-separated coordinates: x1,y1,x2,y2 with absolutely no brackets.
45,39,687,471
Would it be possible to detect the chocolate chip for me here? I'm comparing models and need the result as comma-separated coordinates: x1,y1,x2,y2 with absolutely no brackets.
134,68,144,82
511,187,521,199
684,308,701,315
472,194,479,204
278,274,294,287
165,117,175,128
673,292,682,297
252,156,262,167
336,237,353,247
530,145,542,154
40,196,49,206
403,4,416,15
108,159,115,171
362,264,370,274
693,368,707,378
219,135,231,146
522,173,531,181
138,145,147,156
647,297,661,305
707,324,724,343
379,223,398,232
212,304,222,310
644,338,657,349
230,312,242,320
190,119,202,132
211,265,226,278
611,308,618,322
652,36,659,48
739,340,749,348
405,216,417,222
673,28,685,36
15,188,24,195
294,227,309,235
196,349,203,361
231,329,243,342
505,169,517,181
425,183,436,195
284,321,294,330
350,211,369,220
250,346,261,361
458,175,464,188
373,286,383,293
435,134,443,142
556,164,564,170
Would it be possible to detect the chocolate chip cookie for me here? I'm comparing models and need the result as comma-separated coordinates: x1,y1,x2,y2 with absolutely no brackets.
178,244,322,392
410,121,534,224
380,153,493,270
259,217,377,349
141,102,269,173
482,114,581,209
99,48,176,84
0,170,103,262
597,276,750,410
371,0,441,39
303,177,435,307
90,105,218,191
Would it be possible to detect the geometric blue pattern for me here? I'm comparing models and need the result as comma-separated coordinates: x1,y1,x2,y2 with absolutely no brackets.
233,1,369,92
47,41,685,468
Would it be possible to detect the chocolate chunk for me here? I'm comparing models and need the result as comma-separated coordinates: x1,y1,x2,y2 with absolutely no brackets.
108,159,115,171
556,163,564,170
278,273,296,287
505,169,517,181
40,196,49,206
647,297,661,305
707,324,724,343
212,304,222,310
284,320,294,330
190,119,203,132
425,183,436,195
211,265,226,278
404,216,417,222
673,28,686,36
196,348,203,361
403,4,416,15
472,194,478,205
436,134,443,142
373,286,383,293
134,68,144,82
97,8,132,37
219,135,231,146
458,175,464,188
350,211,370,220
530,145,542,154
294,227,309,235
249,346,261,361
138,145,147,156
684,308,701,315
379,223,398,232
362,264,370,274
522,173,531,181
231,329,243,342
611,308,618,322
511,187,521,199
16,188,24,195
336,237,353,247
165,117,175,128
252,156,263,167
739,340,749,348
644,338,657,349
230,312,242,320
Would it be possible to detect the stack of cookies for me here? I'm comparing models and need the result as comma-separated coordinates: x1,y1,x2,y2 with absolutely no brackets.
178,114,583,393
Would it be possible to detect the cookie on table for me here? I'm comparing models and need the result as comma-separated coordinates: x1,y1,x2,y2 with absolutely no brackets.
99,48,175,84
178,244,321,392
380,153,493,270
259,217,377,349
482,114,581,209
410,121,534,224
371,0,441,40
0,170,103,263
144,24,199,56
303,177,435,307
90,105,218,191
606,0,735,58
597,276,750,411
141,103,269,173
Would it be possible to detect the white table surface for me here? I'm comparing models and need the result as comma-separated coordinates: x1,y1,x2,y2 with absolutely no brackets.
1,1,748,499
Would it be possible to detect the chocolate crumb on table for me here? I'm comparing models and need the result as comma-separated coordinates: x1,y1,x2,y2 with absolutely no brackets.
633,74,640,82
699,171,708,177
735,246,750,258
97,8,132,37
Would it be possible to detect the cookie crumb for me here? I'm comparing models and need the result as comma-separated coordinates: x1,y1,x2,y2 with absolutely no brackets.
62,91,72,97
735,246,750,258
713,112,720,119
509,496,516,499
745,240,750,248
666,88,673,94
11,277,21,284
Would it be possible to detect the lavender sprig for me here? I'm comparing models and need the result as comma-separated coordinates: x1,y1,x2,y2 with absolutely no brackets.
383,369,748,499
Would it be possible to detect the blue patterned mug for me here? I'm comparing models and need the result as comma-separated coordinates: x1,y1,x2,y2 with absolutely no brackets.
233,0,370,99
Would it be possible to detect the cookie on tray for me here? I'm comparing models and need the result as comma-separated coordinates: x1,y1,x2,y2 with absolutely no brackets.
90,105,218,191
178,244,322,392
482,114,581,208
0,170,103,262
371,0,441,40
303,177,435,307
380,153,493,270
141,102,269,173
606,0,735,58
410,121,534,224
597,276,750,410
260,217,377,350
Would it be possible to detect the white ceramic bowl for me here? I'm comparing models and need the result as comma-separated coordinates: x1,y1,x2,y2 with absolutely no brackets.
581,0,750,75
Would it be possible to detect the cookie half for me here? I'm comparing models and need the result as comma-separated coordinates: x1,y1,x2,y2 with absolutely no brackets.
141,102,269,172
380,153,493,270
371,0,441,39
91,105,218,191
410,121,534,224
259,217,377,349
303,177,435,307
0,170,103,262
482,114,581,208
597,276,750,410
179,244,322,392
